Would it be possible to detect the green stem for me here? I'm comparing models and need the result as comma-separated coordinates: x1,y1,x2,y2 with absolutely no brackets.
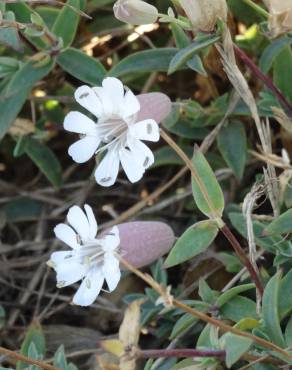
242,0,269,18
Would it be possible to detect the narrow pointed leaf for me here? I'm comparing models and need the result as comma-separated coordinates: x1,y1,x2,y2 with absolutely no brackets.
168,34,220,74
52,0,80,48
108,48,178,78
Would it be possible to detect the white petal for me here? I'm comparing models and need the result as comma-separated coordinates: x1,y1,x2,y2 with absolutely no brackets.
68,136,100,163
122,89,140,118
72,268,104,306
101,226,120,251
50,251,73,265
103,252,121,292
67,205,90,242
93,86,114,118
74,85,102,117
119,147,145,183
102,77,124,109
84,204,98,239
54,223,79,249
55,260,88,287
127,137,154,169
94,148,120,187
64,111,97,135
131,119,159,142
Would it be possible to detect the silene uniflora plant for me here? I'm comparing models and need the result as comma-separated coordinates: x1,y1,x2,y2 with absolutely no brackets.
0,0,292,370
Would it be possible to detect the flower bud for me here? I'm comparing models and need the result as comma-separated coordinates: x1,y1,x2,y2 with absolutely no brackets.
263,0,292,37
113,221,175,268
179,0,227,32
113,0,158,25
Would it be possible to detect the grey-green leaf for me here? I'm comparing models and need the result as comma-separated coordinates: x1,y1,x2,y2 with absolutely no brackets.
217,284,255,307
260,37,292,74
264,209,292,236
24,137,62,189
17,323,45,370
57,47,106,85
52,0,80,48
168,34,220,74
170,313,198,339
224,333,253,368
262,272,286,348
165,220,218,267
217,121,247,179
108,48,178,78
191,150,225,218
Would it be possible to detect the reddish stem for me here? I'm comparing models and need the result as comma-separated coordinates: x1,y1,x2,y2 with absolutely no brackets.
233,44,292,118
220,225,264,296
138,348,226,359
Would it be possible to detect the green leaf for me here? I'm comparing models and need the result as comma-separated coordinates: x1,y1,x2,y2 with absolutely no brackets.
191,150,225,218
273,46,292,103
171,23,206,75
285,315,292,347
54,346,68,370
52,0,80,48
24,137,62,188
168,34,220,74
217,121,247,179
220,296,257,322
0,306,5,330
228,212,291,255
0,60,54,141
3,197,43,222
165,220,218,267
57,47,106,85
0,11,22,51
171,22,189,48
0,57,21,79
198,279,217,304
224,333,253,368
279,269,292,319
108,48,178,78
264,209,292,235
262,272,286,348
17,322,45,370
6,3,47,49
260,37,292,74
217,284,255,307
170,313,198,339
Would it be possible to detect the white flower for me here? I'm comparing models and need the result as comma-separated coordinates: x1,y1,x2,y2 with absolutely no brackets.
64,77,160,187
48,204,121,306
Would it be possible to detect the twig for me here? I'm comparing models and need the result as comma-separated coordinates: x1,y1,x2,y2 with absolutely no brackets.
0,346,60,370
